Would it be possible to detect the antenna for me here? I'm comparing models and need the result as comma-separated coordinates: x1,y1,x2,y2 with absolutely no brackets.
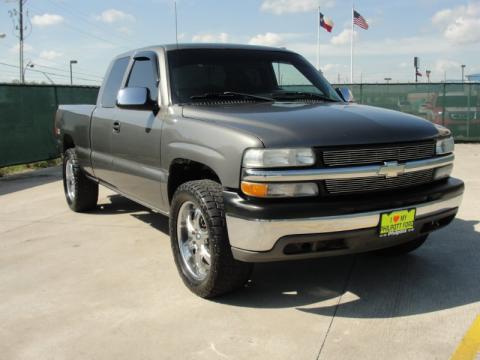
174,0,178,47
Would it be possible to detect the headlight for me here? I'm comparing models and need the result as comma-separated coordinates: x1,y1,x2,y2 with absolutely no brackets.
241,181,318,198
436,137,455,155
243,148,315,168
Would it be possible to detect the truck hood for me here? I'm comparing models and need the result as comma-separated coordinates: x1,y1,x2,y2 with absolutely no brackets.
182,102,442,147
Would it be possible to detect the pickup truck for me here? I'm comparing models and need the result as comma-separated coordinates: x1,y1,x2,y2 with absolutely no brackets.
55,44,464,298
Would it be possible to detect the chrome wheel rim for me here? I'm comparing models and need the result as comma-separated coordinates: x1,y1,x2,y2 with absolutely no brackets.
65,159,75,201
177,201,211,281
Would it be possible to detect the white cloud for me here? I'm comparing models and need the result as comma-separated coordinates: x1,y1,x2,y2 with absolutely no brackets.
260,0,335,15
192,32,229,43
432,2,480,44
96,9,135,24
249,32,284,46
31,14,64,27
330,29,357,45
39,50,63,60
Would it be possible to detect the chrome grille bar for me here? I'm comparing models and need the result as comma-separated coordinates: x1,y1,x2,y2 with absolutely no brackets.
242,154,454,182
322,142,435,167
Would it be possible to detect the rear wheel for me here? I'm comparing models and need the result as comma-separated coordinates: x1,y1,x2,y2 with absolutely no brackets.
170,180,252,298
375,234,429,256
63,148,98,212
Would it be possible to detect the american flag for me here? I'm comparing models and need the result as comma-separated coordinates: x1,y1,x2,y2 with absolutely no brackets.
353,10,369,30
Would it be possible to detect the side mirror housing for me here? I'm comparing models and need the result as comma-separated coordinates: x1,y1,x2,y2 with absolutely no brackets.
117,87,156,110
336,87,355,103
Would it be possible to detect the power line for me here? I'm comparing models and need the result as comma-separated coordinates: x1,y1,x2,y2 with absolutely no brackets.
33,63,104,80
27,4,127,49
0,61,102,84
44,0,134,45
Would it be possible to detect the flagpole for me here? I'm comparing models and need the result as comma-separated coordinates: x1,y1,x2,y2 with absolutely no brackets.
316,6,320,71
350,4,354,83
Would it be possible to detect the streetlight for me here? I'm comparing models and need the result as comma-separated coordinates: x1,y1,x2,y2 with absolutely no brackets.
384,77,392,84
426,70,431,83
461,64,466,83
69,60,78,85
23,60,34,82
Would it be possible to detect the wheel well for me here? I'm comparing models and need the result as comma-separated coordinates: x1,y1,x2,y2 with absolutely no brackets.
168,159,221,203
63,135,75,152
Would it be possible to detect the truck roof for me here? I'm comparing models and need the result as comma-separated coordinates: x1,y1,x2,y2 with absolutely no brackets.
116,43,294,58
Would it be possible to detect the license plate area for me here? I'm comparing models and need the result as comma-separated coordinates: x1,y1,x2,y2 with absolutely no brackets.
379,208,416,237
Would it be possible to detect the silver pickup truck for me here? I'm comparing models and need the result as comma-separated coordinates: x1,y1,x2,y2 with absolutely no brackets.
55,44,464,298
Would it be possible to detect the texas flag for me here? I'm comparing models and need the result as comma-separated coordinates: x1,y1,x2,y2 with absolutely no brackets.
320,12,334,33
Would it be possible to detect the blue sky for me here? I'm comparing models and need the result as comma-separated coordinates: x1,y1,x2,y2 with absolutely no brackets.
0,0,479,85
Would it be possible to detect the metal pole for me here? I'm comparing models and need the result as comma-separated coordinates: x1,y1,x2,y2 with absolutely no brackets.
316,6,320,71
174,1,178,47
461,65,465,84
350,5,354,83
69,60,77,85
19,0,24,84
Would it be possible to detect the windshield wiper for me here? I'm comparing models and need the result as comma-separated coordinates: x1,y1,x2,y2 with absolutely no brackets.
272,91,338,102
190,91,274,102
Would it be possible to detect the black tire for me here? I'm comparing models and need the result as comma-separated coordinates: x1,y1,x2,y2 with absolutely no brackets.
375,234,429,256
170,180,253,298
63,148,98,212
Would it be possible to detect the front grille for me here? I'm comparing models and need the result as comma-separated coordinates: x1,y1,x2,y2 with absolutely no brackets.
322,142,435,167
325,169,434,194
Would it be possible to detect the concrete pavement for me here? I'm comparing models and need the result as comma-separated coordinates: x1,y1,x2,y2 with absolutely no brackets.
0,144,479,360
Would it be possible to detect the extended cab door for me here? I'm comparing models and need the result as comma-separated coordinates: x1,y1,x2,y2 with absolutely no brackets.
108,51,165,209
90,56,130,184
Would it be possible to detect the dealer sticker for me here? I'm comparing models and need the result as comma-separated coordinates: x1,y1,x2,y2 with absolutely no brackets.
379,209,416,237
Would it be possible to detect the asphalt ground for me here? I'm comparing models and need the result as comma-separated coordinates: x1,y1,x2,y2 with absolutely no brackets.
0,144,479,360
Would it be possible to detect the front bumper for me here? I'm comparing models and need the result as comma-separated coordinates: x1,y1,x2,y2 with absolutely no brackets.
225,178,464,262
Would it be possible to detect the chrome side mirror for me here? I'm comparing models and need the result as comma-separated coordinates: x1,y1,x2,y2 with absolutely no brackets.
117,87,155,110
335,87,355,102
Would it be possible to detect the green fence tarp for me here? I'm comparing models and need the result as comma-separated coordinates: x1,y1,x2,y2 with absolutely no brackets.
0,83,478,167
0,84,98,167
333,83,480,141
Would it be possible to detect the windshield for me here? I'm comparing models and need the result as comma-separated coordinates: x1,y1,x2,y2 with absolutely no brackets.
167,49,341,104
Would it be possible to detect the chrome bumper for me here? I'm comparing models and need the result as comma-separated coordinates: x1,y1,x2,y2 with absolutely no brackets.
226,193,463,252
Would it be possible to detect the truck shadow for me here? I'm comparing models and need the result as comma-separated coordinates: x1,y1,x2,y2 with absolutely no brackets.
96,195,480,319
218,218,480,319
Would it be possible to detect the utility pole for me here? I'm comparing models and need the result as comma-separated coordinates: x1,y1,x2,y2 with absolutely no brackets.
19,0,24,83
8,0,30,84
461,64,466,83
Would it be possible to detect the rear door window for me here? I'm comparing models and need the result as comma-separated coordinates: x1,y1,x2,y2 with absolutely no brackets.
101,57,129,108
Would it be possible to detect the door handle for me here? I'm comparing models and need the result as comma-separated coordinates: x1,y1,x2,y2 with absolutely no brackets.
113,121,121,133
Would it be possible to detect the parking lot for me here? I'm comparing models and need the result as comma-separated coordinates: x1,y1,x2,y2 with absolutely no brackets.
0,144,479,360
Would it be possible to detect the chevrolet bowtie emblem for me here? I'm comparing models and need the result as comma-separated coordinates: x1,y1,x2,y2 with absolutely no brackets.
377,161,405,178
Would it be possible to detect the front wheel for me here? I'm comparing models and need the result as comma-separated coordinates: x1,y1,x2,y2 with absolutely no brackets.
169,180,252,298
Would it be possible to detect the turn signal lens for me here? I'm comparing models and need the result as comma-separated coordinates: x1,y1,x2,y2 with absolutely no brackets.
241,181,318,198
241,182,268,197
